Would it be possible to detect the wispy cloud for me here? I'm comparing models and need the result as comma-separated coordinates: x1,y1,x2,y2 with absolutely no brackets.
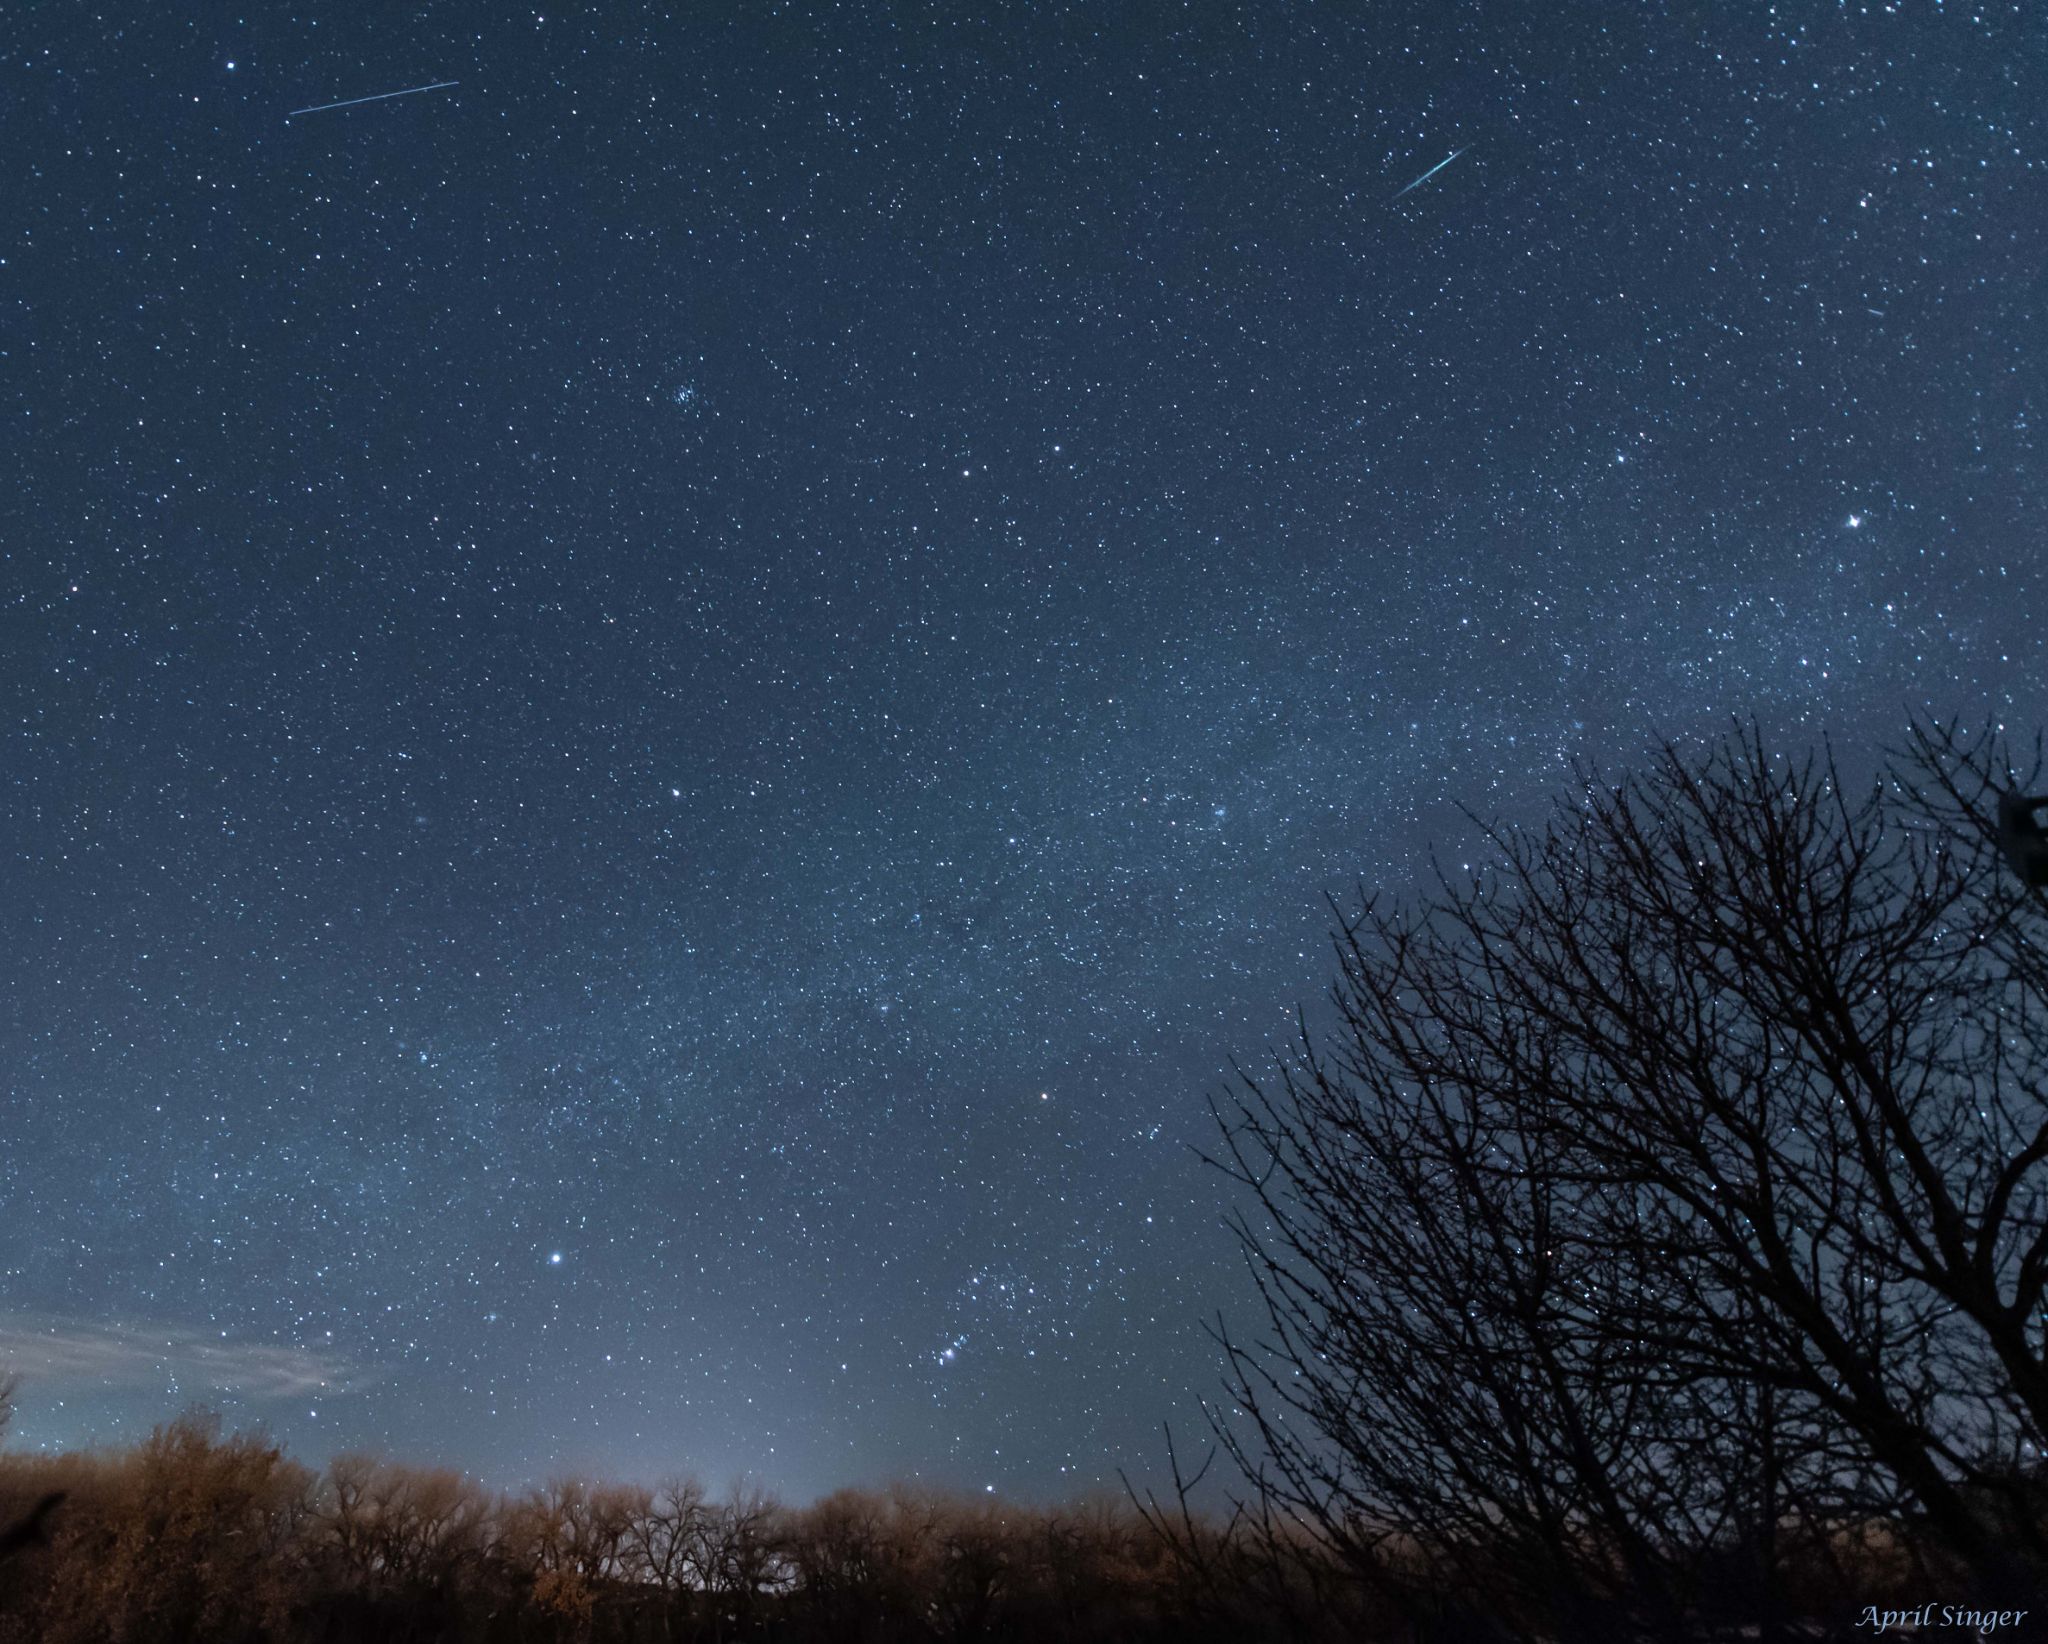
0,1316,371,1401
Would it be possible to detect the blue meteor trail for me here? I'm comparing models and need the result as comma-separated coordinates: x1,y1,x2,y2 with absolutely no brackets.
286,79,458,120
1391,147,1467,201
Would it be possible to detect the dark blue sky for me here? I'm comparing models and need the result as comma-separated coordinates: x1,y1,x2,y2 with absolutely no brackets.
4,1,2042,1499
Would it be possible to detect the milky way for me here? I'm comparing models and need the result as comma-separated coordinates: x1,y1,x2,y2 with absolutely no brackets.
4,4,2042,1499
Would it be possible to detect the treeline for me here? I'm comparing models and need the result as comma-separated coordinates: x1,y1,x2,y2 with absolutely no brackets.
0,1413,2015,1643
0,1413,1378,1644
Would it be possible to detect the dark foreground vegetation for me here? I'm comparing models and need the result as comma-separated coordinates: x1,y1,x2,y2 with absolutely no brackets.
1198,718,2048,1637
0,1411,1397,1644
0,1412,2035,1644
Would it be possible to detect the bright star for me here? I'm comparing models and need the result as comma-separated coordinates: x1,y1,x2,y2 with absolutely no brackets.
1847,515,1863,528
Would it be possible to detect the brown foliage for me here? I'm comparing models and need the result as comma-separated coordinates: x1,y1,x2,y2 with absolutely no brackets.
0,1412,313,1644
0,1420,1343,1643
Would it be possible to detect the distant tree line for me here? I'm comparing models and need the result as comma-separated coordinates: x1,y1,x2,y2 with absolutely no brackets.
0,1403,1384,1644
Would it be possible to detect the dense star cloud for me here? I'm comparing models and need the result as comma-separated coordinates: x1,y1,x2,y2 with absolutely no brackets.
3,3,2041,1498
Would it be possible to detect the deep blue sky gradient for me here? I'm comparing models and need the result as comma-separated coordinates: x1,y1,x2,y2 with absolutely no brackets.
4,1,2043,1498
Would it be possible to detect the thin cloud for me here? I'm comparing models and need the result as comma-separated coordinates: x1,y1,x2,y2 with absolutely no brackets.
0,1316,371,1401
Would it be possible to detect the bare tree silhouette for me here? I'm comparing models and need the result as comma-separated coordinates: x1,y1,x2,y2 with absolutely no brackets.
1205,722,2048,1636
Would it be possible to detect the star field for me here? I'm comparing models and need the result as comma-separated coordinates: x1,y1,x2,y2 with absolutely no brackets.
3,2,2044,1499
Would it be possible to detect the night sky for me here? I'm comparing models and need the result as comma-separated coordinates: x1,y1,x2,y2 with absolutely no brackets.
4,3,2043,1500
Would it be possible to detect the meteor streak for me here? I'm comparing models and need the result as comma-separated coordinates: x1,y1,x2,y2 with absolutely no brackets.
286,79,458,120
1391,147,1467,201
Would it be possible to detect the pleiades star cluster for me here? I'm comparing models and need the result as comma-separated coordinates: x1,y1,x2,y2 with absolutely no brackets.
3,3,2041,1499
